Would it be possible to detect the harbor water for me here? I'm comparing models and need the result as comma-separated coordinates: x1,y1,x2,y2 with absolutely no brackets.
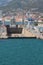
0,39,43,65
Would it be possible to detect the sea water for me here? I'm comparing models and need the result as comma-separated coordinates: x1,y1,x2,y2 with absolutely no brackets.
0,39,43,65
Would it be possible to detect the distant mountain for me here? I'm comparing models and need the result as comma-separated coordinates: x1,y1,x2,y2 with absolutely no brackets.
0,0,12,6
0,0,43,12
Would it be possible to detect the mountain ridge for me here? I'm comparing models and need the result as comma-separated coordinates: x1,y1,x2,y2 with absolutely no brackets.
0,0,43,12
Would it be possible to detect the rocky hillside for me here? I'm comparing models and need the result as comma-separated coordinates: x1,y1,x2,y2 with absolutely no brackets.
0,0,43,12
0,0,12,6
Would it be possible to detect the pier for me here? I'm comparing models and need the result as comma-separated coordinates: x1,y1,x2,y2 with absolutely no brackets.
0,26,36,39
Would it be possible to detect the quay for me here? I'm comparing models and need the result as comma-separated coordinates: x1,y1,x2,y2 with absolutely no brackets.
0,26,43,39
0,26,36,39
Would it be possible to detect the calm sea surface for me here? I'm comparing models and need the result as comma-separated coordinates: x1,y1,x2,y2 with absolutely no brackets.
0,39,43,65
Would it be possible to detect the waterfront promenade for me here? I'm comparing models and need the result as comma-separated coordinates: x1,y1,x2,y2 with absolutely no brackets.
0,27,35,38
